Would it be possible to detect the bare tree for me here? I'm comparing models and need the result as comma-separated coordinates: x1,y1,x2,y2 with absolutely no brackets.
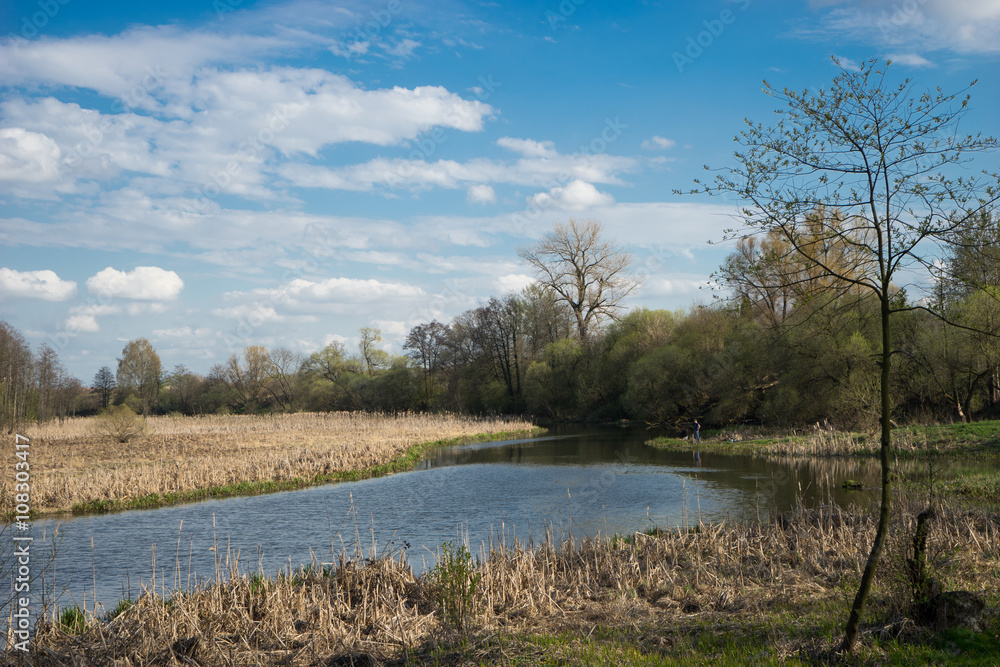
517,219,638,342
404,320,450,408
0,322,33,432
93,366,116,409
212,345,272,412
690,58,1000,653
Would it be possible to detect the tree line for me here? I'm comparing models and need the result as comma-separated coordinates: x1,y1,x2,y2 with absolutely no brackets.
2,211,997,429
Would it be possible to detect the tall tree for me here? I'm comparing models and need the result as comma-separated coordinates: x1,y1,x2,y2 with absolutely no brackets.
0,322,34,432
212,345,273,413
689,58,1000,652
266,347,302,411
358,327,389,376
93,365,116,409
117,338,162,415
34,343,65,421
404,320,450,408
518,219,638,342
720,207,872,327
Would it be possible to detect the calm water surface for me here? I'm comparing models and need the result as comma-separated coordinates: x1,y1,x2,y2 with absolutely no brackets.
25,427,891,612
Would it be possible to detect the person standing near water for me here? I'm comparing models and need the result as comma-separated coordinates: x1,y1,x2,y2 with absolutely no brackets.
693,419,701,443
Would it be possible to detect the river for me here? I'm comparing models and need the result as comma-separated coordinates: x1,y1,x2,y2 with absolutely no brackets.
23,426,889,615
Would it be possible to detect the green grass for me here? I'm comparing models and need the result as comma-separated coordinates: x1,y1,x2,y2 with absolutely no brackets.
399,613,1000,666
68,428,542,516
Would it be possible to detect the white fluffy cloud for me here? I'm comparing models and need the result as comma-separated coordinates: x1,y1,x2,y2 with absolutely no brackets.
467,184,496,204
86,266,184,300
528,180,614,211
0,128,63,185
0,267,76,301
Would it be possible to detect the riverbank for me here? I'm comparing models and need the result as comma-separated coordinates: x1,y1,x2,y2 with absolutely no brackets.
11,498,999,665
648,420,1000,460
2,412,540,517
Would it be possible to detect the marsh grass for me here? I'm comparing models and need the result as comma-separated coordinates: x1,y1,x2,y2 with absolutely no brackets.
12,495,999,665
650,420,1000,460
1,412,537,516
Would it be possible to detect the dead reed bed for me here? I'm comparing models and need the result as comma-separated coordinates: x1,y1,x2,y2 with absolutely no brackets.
11,498,999,664
3,412,536,515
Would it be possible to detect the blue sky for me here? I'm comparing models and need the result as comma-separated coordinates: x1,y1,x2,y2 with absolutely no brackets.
1,0,998,381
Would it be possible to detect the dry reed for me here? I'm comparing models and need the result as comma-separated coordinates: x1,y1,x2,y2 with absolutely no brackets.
10,498,998,665
2,412,536,515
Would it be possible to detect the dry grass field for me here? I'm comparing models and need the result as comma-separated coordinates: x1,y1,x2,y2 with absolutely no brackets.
4,412,536,515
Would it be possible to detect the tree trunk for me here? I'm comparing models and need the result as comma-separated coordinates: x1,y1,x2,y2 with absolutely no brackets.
842,291,893,653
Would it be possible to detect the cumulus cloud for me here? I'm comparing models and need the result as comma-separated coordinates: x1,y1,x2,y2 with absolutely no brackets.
528,180,614,211
0,268,76,301
467,184,496,204
0,128,63,185
86,266,184,300
641,136,676,150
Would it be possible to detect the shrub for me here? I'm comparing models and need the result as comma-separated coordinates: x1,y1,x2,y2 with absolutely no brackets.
91,404,147,443
430,542,482,632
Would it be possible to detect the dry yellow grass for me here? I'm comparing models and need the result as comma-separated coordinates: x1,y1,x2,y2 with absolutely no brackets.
3,412,536,515
12,498,999,664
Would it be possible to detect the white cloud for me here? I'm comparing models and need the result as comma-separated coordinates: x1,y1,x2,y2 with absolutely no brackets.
635,275,711,298
497,137,557,158
386,39,421,58
215,277,428,322
528,180,614,211
467,184,496,204
641,136,676,150
833,55,861,72
493,273,534,294
282,277,425,302
0,268,77,301
153,326,214,339
371,320,407,338
0,128,63,185
86,266,184,300
281,150,635,194
887,53,934,67
64,304,121,333
812,0,1000,55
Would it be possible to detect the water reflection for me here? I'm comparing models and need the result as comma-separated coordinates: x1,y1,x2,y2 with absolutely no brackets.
19,427,908,613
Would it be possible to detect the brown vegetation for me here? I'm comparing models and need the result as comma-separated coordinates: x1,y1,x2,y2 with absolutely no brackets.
12,498,999,665
3,412,535,515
